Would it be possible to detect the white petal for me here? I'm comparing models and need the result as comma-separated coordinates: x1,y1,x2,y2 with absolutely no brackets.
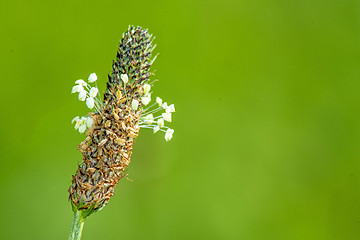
143,114,154,124
157,118,164,127
153,126,160,133
156,97,162,106
71,116,80,124
88,73,97,83
121,74,129,84
89,87,98,98
86,117,94,128
71,85,83,93
162,102,168,109
166,104,175,113
143,84,151,94
131,99,139,110
141,96,151,106
75,79,87,86
165,128,174,141
78,90,87,101
86,97,95,109
162,112,172,122
78,124,86,133
80,116,87,125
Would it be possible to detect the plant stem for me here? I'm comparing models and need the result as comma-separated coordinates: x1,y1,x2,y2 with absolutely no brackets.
69,210,86,240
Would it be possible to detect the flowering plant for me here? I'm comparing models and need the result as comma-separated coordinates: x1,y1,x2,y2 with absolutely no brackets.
68,26,175,240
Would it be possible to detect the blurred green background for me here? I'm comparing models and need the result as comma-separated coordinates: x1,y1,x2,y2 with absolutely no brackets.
1,0,360,239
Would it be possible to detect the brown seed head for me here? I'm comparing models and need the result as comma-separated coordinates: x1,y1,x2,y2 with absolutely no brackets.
68,26,155,216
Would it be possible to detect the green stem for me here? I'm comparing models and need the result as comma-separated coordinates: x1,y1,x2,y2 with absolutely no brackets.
69,210,86,240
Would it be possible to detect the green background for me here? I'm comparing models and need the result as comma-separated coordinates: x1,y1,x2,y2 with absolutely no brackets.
1,0,360,239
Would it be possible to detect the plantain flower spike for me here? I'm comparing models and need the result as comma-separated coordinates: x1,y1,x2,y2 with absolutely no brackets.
68,26,175,218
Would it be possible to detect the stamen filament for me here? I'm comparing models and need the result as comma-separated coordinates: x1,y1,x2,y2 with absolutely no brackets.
143,107,163,115
139,126,167,133
139,124,170,130
94,82,102,103
143,102,158,112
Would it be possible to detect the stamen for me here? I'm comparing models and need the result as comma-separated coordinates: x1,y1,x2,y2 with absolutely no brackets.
143,106,163,115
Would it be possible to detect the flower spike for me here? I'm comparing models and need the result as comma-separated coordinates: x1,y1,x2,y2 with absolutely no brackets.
68,26,175,223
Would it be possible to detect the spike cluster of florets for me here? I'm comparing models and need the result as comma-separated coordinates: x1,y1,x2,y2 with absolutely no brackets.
139,94,175,141
71,72,175,140
71,73,102,133
68,26,175,215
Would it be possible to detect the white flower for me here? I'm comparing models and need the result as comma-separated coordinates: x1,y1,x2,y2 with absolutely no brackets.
165,128,174,141
78,90,87,101
141,96,151,106
86,97,95,109
153,126,160,133
78,124,86,133
89,87,98,98
88,73,97,83
166,104,175,113
162,102,168,109
71,84,83,93
75,79,87,86
157,118,164,127
156,97,162,106
80,116,87,124
143,84,151,94
131,99,139,110
138,95,175,140
86,117,94,128
121,74,129,84
142,114,153,124
162,112,172,122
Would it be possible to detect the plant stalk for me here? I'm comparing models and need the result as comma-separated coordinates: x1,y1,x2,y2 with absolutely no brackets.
69,210,86,240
